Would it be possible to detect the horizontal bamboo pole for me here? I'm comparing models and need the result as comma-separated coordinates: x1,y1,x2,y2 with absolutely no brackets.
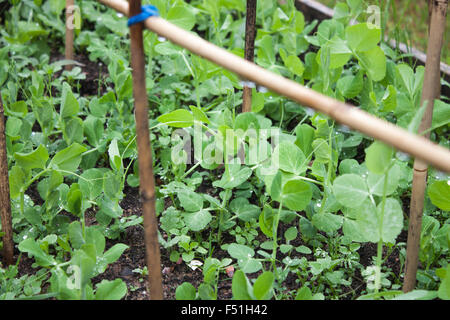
97,0,450,173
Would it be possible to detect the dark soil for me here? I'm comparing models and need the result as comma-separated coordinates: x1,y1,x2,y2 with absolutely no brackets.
50,51,109,97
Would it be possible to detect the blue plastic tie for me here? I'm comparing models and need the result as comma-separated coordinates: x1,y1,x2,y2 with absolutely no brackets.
127,5,159,27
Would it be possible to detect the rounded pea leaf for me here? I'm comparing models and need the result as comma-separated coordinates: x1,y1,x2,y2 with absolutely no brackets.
281,179,312,211
357,46,386,81
284,226,298,241
333,174,369,208
213,166,252,189
365,141,394,174
167,6,196,31
367,163,401,196
184,210,212,231
380,198,403,243
95,279,127,300
312,212,343,233
428,181,450,211
345,23,381,52
343,199,379,243
273,141,307,176
177,189,203,212
176,282,197,300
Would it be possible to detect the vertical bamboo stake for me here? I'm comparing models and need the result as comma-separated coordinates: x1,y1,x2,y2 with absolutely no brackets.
403,0,448,293
128,0,163,300
65,0,74,71
242,0,257,113
0,96,14,266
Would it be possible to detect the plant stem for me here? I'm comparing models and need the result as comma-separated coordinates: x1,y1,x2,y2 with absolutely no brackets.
272,201,283,281
374,162,392,293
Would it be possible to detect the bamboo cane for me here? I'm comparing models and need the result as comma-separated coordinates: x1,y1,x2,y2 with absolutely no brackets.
242,0,257,113
0,96,14,266
65,0,75,71
128,0,163,300
403,0,448,293
96,0,450,174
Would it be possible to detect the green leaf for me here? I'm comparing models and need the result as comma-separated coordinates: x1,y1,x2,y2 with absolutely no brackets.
257,35,276,67
189,105,210,124
432,100,450,130
318,37,352,69
338,159,360,175
95,279,127,300
63,117,84,145
67,185,82,216
343,199,379,242
295,123,315,157
14,144,48,170
154,41,181,55
176,282,197,300
273,141,307,175
284,55,305,77
428,181,450,211
365,141,394,174
230,198,260,222
284,226,298,241
177,189,203,212
438,265,450,300
184,210,212,231
253,271,274,300
357,46,386,81
381,85,397,112
366,164,401,196
49,143,86,172
294,11,305,33
68,221,84,249
103,244,128,265
336,71,363,99
167,6,196,30
259,205,274,237
345,23,381,52
396,64,415,97
228,243,262,273
60,82,79,119
232,270,252,300
251,89,265,113
312,212,343,233
295,286,313,300
157,109,194,128
84,116,104,147
391,290,438,300
213,166,252,189
380,198,403,243
281,179,312,211
108,139,122,172
333,174,369,208
227,243,254,260
18,238,56,267
78,168,105,200
234,112,260,131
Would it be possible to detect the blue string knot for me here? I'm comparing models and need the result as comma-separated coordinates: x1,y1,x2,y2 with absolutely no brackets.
127,5,159,27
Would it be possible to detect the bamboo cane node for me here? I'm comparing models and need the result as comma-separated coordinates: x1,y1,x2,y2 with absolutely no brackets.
140,190,156,203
